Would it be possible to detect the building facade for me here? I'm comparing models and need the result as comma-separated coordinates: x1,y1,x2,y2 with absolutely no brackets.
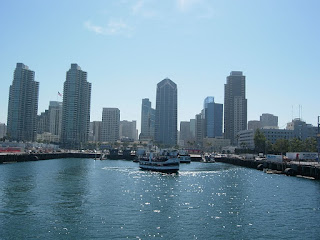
140,98,155,140
101,108,120,142
224,71,247,145
0,123,6,139
49,101,62,138
7,63,39,142
260,113,278,128
61,64,91,148
120,120,137,141
155,78,177,147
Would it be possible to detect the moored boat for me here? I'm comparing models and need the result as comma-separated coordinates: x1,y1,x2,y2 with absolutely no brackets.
178,150,191,163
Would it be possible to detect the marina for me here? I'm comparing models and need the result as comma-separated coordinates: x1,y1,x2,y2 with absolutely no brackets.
0,158,319,239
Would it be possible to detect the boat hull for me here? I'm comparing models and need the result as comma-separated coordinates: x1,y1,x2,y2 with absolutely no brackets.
139,158,180,173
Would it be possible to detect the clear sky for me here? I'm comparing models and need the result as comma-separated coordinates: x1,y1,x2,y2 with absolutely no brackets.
1,0,319,132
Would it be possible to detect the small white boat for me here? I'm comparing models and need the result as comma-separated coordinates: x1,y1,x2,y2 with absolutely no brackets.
139,150,180,173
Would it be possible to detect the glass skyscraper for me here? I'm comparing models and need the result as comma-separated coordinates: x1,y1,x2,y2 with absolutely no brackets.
140,98,155,140
155,78,177,147
61,64,91,148
7,63,39,142
224,71,247,145
203,97,223,138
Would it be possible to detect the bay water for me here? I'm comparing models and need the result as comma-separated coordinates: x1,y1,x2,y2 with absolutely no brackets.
0,158,319,239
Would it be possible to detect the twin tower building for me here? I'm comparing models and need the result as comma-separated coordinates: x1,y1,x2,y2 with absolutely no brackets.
7,63,247,148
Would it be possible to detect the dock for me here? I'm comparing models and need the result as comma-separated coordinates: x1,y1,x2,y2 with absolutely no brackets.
215,157,320,180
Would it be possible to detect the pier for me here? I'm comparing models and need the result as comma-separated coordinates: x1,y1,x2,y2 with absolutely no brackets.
215,157,320,180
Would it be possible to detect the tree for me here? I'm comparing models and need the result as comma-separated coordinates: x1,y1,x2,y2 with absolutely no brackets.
289,138,304,152
254,129,266,153
304,137,317,152
273,139,289,155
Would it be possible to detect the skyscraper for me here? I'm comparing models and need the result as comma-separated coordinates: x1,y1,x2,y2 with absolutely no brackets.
101,108,120,142
155,78,177,147
203,97,223,138
61,64,91,148
7,63,39,142
49,101,62,138
224,71,247,145
140,98,155,140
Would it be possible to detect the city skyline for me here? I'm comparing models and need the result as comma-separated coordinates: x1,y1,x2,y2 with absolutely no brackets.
1,0,319,131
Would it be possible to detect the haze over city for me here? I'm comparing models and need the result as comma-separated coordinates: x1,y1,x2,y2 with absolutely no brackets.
1,0,319,131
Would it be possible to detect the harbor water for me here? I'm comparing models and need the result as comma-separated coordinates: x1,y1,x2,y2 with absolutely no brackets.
0,159,320,239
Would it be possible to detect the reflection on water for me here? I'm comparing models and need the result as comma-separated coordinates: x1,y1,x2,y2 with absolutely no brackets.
0,159,320,239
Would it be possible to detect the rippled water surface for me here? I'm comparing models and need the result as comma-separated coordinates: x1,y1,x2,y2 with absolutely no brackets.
0,159,320,239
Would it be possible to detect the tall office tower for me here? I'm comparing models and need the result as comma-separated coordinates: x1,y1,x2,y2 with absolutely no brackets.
101,108,120,142
7,63,39,142
195,113,205,144
140,98,155,140
0,123,7,139
180,121,193,147
203,97,223,138
37,110,50,134
91,121,102,142
155,78,177,147
120,120,137,140
214,103,223,137
190,119,196,139
61,64,91,148
224,71,247,145
260,113,278,128
204,97,215,138
49,101,62,137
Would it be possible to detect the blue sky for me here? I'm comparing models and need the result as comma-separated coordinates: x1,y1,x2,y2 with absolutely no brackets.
1,0,319,132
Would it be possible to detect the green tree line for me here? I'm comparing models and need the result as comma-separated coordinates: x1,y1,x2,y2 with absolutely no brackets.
253,129,318,154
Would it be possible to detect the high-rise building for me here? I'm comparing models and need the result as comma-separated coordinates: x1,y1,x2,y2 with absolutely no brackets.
155,78,177,147
7,63,39,142
0,123,6,139
49,101,62,137
37,110,50,134
224,71,247,145
140,98,155,140
101,108,120,142
260,113,278,128
203,97,223,138
90,121,102,142
120,120,137,141
61,64,91,148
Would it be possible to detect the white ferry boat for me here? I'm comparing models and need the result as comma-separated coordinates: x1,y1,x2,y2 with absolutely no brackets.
139,150,180,173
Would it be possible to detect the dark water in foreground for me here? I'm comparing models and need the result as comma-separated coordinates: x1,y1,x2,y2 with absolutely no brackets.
0,159,319,239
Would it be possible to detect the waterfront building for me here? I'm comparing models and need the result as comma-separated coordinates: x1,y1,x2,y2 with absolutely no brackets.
120,120,138,141
140,98,155,140
248,120,261,131
0,123,6,139
48,101,62,138
286,118,317,140
101,108,120,143
260,113,278,128
190,119,196,139
90,121,102,142
61,64,91,148
195,113,205,145
224,71,247,145
7,63,39,142
203,97,223,139
179,121,192,147
203,137,231,152
155,78,177,147
238,128,295,150
37,110,50,134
